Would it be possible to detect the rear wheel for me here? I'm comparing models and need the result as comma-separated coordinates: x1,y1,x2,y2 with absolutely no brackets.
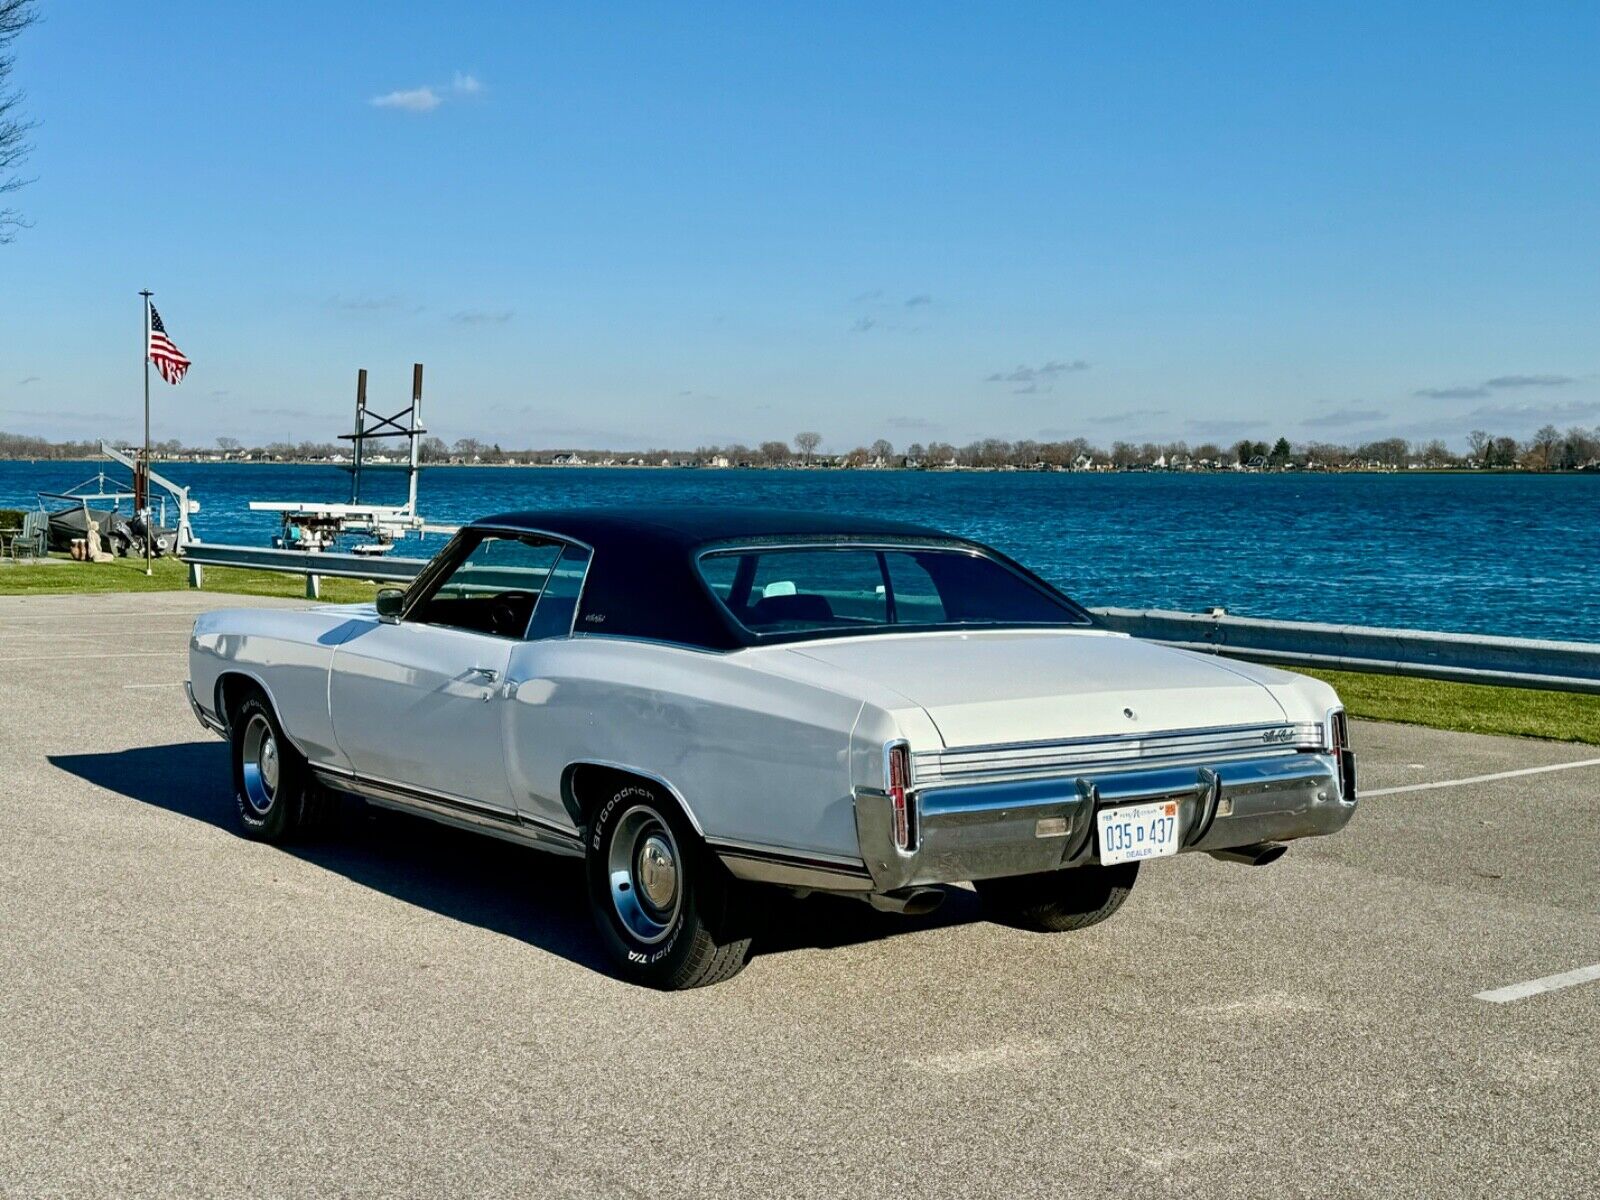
976,861,1139,932
585,782,752,989
229,693,324,841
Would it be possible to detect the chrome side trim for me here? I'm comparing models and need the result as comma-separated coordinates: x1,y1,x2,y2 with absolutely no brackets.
706,836,875,892
561,759,709,837
312,765,584,854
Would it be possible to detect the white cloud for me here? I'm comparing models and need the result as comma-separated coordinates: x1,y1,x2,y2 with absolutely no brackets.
369,73,484,113
370,87,442,113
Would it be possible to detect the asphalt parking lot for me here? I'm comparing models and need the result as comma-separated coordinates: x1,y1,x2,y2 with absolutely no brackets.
2,591,1597,1199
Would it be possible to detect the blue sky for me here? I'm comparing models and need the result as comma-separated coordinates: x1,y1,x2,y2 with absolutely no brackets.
2,2,1597,451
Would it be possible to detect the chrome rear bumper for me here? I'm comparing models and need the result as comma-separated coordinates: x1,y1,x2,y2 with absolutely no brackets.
855,751,1354,892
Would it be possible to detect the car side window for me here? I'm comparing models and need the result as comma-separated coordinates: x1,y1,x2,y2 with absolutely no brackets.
883,551,947,624
732,549,888,631
525,544,592,639
410,533,562,638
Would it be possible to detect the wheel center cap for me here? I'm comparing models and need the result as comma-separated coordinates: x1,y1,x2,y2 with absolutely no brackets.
637,835,678,910
260,738,279,792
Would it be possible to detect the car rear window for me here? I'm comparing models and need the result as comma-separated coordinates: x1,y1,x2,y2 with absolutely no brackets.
698,544,1089,638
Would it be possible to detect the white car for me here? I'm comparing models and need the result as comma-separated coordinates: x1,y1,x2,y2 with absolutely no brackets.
187,508,1357,988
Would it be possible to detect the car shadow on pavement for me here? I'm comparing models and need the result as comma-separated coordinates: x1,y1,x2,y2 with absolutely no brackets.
49,741,986,978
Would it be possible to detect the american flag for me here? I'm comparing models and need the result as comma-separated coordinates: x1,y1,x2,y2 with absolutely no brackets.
148,305,191,385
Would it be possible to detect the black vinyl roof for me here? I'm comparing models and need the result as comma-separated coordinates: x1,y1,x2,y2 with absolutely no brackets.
471,506,952,549
466,506,973,650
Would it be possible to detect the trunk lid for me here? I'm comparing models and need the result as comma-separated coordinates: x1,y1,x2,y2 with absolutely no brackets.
785,629,1288,747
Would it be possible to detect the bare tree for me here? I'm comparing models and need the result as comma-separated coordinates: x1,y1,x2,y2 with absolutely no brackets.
1562,426,1599,470
869,438,893,462
216,436,241,452
1531,424,1562,470
0,0,38,244
1466,429,1491,464
758,439,790,465
793,431,821,464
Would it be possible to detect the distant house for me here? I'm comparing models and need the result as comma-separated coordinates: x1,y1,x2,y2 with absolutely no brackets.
709,454,731,468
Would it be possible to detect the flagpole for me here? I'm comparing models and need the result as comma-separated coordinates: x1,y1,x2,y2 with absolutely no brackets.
140,289,153,576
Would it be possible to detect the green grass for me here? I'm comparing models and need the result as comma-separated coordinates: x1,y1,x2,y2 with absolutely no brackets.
1297,665,1600,746
0,552,381,604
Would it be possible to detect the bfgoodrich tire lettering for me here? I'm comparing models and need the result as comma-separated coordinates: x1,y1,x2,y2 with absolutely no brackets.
585,783,752,989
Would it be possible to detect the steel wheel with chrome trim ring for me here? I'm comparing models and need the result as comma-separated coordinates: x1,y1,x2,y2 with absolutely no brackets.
228,690,322,842
585,781,752,989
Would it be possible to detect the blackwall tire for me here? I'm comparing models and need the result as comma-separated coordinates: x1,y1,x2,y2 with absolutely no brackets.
975,861,1140,932
585,783,752,989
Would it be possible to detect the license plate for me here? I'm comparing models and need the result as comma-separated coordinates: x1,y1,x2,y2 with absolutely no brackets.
1096,800,1181,865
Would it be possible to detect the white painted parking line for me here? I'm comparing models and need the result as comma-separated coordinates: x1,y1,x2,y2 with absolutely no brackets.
1474,963,1600,1004
122,682,185,689
1363,757,1600,797
0,651,187,663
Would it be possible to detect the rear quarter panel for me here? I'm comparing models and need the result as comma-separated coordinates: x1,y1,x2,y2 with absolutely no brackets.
504,637,881,859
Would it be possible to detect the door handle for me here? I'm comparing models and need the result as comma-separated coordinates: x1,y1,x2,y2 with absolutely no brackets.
468,666,500,683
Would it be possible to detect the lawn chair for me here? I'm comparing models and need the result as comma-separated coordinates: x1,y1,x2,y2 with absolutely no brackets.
0,511,22,557
10,510,48,561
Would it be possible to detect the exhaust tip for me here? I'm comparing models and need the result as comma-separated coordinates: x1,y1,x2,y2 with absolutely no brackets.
1208,841,1288,867
866,887,946,916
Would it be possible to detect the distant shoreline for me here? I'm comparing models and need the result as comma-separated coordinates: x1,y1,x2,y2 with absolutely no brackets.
1,456,1596,477
1,457,1595,478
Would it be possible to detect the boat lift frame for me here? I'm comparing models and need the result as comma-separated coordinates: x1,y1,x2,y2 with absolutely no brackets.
93,440,199,548
247,363,437,551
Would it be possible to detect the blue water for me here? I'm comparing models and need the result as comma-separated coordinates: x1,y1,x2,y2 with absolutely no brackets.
4,460,1597,642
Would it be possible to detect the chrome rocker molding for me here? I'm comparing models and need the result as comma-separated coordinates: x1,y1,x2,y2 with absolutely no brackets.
856,750,1354,894
707,836,876,892
309,765,586,856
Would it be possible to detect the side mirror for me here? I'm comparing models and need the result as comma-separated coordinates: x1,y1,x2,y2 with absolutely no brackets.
375,587,406,623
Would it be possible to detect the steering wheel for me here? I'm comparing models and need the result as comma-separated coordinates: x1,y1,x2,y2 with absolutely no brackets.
488,590,537,636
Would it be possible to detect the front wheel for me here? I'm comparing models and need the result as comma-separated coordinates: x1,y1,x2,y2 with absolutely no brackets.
230,693,324,841
585,784,752,989
975,861,1140,932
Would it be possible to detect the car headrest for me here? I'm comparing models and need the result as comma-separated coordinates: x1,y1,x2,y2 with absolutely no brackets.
748,593,834,625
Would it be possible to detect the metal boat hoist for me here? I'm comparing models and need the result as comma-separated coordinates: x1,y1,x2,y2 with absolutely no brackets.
248,363,452,555
82,440,200,549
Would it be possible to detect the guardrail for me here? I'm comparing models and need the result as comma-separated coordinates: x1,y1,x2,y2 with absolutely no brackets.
1089,607,1600,695
180,543,427,598
177,543,1600,693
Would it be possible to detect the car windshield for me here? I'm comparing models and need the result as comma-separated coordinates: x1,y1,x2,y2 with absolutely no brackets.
698,544,1090,638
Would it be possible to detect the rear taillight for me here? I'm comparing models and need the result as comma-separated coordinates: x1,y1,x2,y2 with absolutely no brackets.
887,741,915,851
1329,709,1356,800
